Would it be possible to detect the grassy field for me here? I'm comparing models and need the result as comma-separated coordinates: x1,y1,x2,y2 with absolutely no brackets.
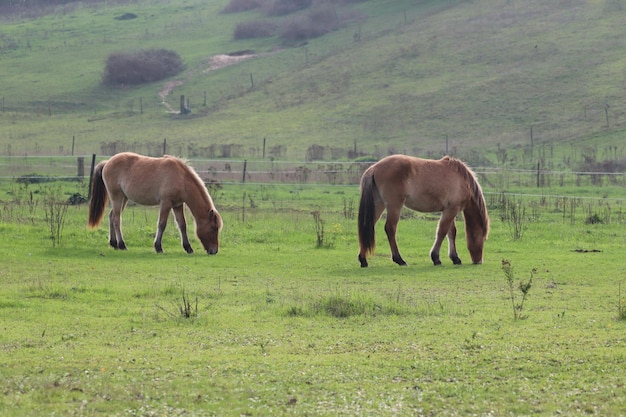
1,180,625,416
1,0,626,415
1,0,626,166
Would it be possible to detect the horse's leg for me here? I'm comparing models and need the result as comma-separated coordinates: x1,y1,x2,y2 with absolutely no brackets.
172,205,193,254
109,198,128,250
430,210,458,265
384,204,407,266
153,204,172,253
108,210,118,249
446,219,462,265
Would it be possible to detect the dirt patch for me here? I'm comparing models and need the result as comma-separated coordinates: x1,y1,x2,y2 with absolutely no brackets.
204,51,258,73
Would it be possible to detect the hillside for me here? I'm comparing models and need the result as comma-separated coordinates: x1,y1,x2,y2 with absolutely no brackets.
0,0,625,169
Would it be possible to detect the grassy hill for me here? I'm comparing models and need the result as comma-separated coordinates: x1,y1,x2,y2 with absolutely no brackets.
1,0,625,169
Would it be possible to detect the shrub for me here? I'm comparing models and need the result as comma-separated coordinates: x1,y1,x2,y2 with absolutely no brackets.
233,20,277,39
280,4,343,42
102,49,184,86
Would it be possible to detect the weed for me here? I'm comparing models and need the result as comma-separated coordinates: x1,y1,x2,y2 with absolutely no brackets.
155,287,198,320
178,289,198,319
311,210,325,247
311,210,340,248
618,283,626,321
43,188,68,247
502,259,535,320
342,197,354,219
500,195,528,240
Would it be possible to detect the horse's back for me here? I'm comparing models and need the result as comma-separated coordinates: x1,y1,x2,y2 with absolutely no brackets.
102,152,186,205
371,155,472,212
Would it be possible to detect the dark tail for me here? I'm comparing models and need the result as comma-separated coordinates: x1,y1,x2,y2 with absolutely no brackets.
358,171,377,255
88,161,108,228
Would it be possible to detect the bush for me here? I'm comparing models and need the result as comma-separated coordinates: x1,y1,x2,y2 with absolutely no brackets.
102,49,184,86
233,20,277,39
280,4,343,41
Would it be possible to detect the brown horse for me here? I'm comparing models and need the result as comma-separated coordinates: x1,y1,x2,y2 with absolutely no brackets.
88,152,223,254
358,155,489,267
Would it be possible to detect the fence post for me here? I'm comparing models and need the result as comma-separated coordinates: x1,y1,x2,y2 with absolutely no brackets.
77,156,84,179
242,160,247,183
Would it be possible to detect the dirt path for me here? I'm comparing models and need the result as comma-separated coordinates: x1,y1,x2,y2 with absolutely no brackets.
158,52,259,113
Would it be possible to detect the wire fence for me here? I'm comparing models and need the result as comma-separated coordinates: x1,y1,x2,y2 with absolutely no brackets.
1,155,625,194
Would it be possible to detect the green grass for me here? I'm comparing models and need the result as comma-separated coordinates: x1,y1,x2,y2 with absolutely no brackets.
1,182,625,415
1,0,626,166
1,0,626,414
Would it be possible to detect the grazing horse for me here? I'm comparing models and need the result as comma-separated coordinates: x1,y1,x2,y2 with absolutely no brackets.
88,152,223,254
357,155,489,267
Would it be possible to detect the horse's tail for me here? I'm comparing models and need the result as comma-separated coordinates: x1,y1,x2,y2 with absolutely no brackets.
358,170,378,255
88,160,108,228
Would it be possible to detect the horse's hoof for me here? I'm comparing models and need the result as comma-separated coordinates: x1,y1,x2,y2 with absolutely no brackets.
392,255,407,266
184,246,194,254
433,260,442,266
358,255,368,268
452,258,462,265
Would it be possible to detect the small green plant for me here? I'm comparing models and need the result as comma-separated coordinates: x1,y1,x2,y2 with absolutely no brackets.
502,259,535,320
156,287,198,320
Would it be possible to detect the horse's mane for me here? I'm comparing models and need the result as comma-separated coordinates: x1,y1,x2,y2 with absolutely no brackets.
445,157,490,237
166,155,214,207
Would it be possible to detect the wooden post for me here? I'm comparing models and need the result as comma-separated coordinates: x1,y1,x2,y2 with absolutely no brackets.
262,137,266,159
536,162,540,188
77,156,84,178
242,160,247,183
71,136,75,156
250,73,254,89
530,125,534,147
163,138,167,155
180,95,185,114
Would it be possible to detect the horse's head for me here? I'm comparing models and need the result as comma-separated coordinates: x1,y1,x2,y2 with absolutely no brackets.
468,235,485,264
464,204,489,264
197,208,223,255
